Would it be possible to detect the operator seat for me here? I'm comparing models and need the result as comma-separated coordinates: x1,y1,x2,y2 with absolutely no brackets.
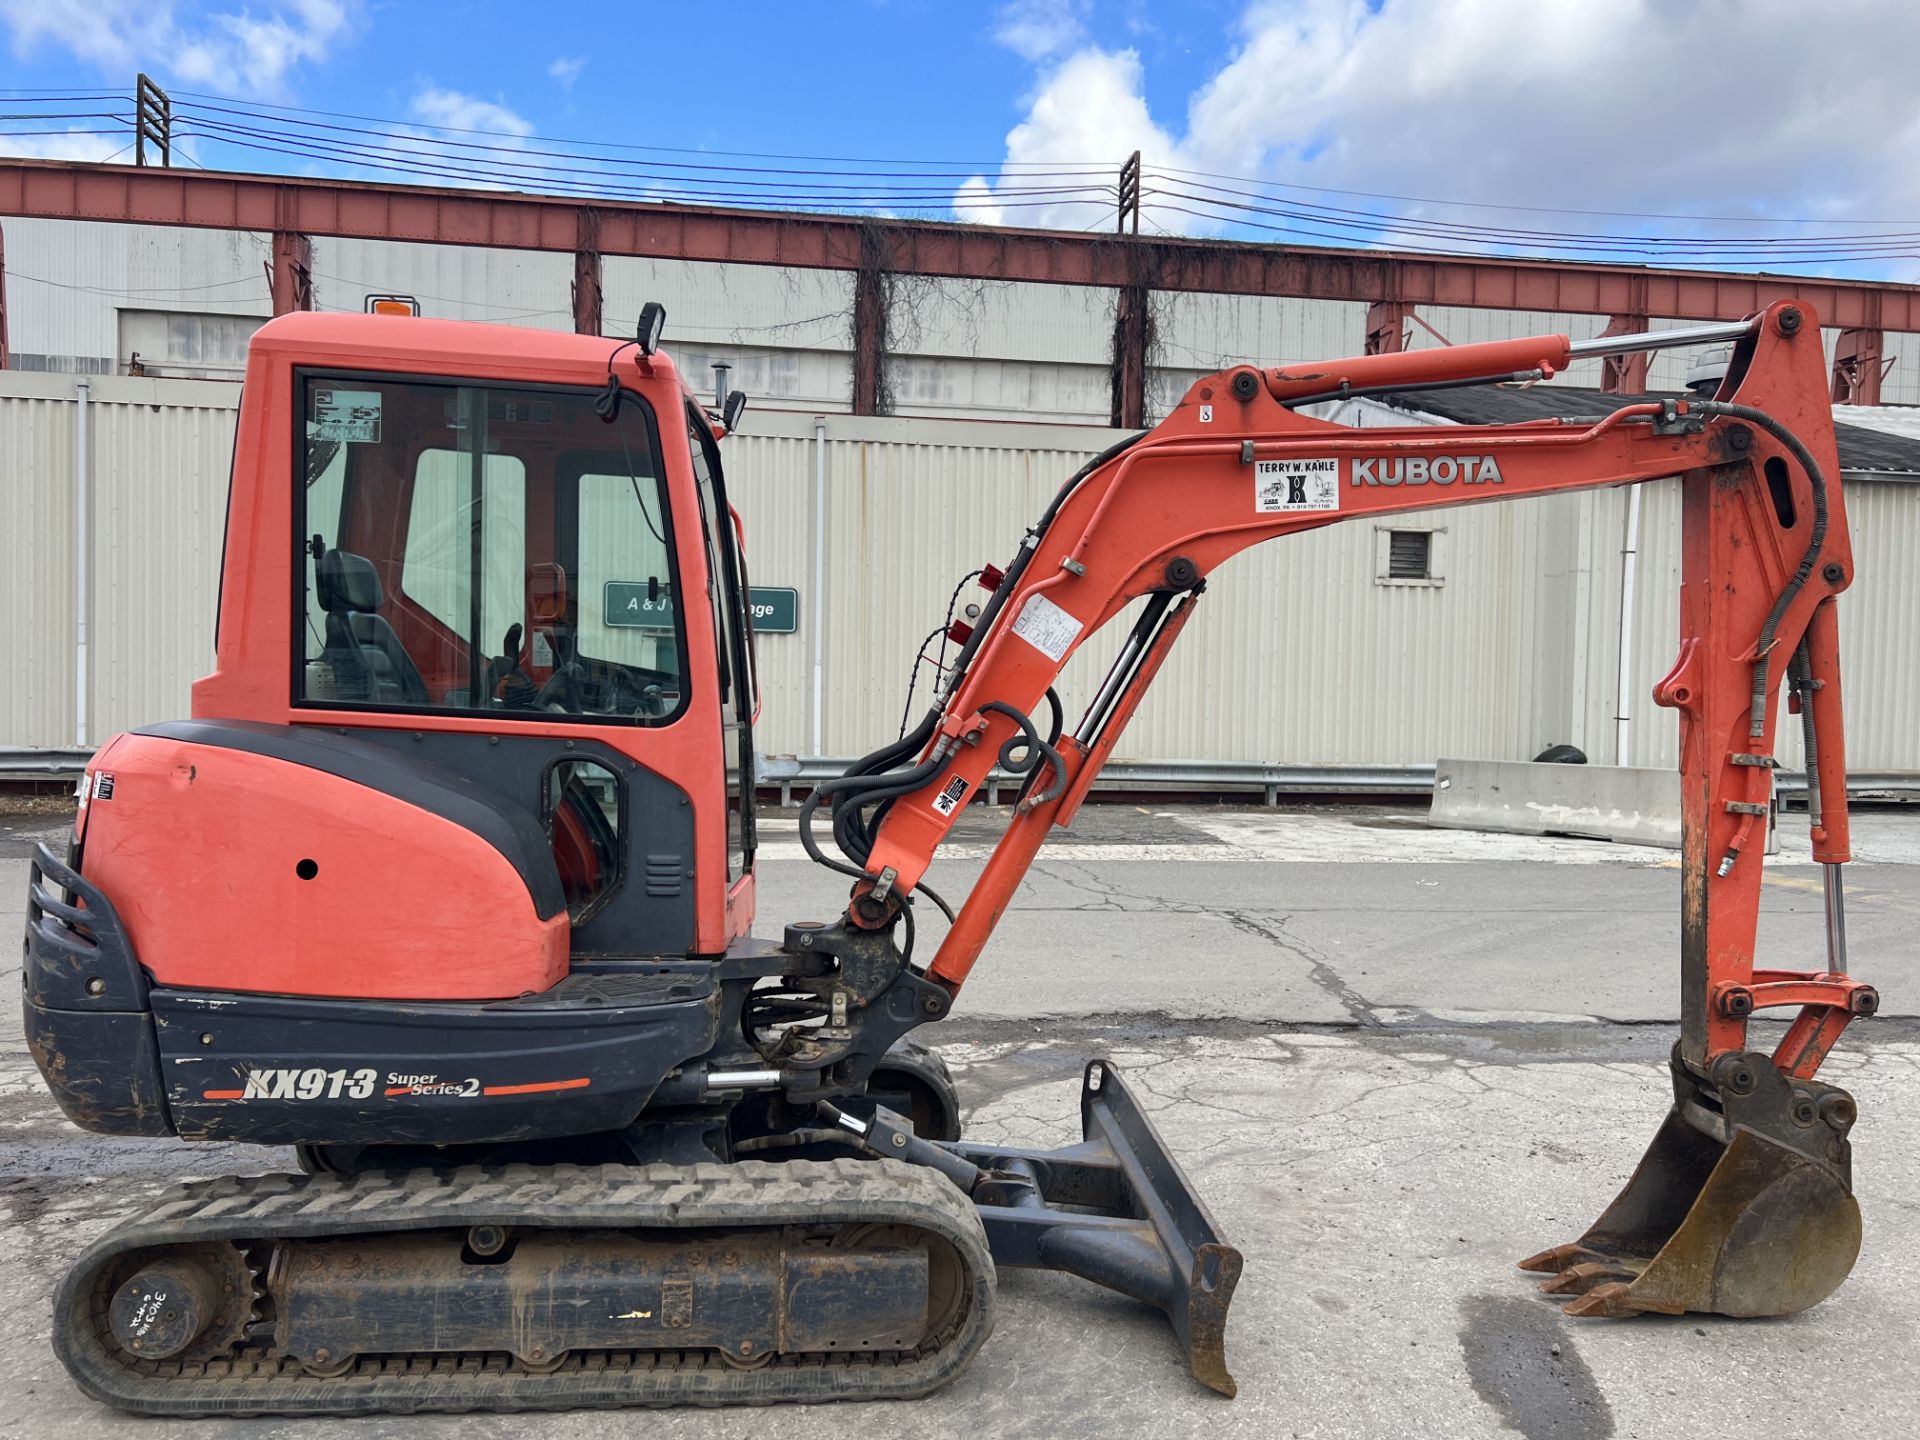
315,549,430,705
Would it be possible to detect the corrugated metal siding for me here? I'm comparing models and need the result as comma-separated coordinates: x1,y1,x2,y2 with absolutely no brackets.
0,374,240,747
4,375,1916,780
717,428,818,756
3,219,272,370
312,238,575,328
16,218,1919,414
2,383,78,745
888,278,1115,366
1857,331,1920,406
814,427,1104,752
89,389,239,739
604,256,855,352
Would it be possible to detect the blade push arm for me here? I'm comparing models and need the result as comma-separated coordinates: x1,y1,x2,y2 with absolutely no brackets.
825,301,1869,1075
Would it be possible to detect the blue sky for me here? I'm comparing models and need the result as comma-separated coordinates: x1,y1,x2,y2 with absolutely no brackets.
0,1,1233,167
2,1,1917,276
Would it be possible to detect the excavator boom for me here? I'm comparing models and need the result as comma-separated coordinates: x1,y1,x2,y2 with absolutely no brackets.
806,299,1873,1322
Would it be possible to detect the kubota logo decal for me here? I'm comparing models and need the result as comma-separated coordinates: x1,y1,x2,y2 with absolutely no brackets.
1353,455,1504,487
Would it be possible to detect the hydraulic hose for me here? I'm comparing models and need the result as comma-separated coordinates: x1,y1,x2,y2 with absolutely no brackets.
1012,688,1066,808
1689,400,1831,738
1789,641,1823,834
980,700,1068,810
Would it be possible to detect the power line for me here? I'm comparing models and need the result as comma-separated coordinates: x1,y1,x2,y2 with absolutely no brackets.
172,98,1114,183
1147,160,1920,229
166,117,1111,214
6,87,1914,268
168,90,1102,173
1144,173,1920,256
1142,182,1920,264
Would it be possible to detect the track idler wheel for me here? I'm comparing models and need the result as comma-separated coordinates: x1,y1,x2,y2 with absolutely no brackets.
1521,1047,1861,1318
106,1244,254,1361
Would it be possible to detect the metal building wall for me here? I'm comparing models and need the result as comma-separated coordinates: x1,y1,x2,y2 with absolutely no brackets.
1,376,79,745
0,372,240,748
88,382,239,739
744,410,1559,769
2,218,273,372
10,218,1920,412
1328,395,1920,772
5,371,1916,779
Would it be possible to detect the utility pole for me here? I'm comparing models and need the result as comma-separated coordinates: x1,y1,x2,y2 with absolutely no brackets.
1117,150,1141,235
135,74,172,167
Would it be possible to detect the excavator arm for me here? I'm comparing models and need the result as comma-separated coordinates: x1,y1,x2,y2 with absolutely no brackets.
802,299,1875,1323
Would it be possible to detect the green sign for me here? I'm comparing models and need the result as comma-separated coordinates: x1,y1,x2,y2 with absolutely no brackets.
604,582,799,635
744,586,799,634
603,581,677,630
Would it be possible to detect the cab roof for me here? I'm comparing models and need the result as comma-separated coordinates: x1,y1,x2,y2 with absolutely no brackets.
248,310,693,399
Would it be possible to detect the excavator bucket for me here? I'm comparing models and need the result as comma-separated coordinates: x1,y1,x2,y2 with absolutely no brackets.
1521,1047,1861,1317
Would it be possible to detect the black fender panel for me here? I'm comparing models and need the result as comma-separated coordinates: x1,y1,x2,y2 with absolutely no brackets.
155,969,721,1146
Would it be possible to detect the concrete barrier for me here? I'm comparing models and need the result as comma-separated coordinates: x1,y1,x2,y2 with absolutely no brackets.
1429,758,1775,852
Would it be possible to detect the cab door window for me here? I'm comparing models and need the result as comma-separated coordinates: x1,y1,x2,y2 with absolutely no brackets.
686,410,756,878
296,374,684,723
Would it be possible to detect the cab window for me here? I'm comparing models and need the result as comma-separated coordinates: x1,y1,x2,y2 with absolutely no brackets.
296,374,685,722
687,409,756,877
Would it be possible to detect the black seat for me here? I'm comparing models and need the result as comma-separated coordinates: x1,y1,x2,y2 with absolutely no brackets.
315,549,430,705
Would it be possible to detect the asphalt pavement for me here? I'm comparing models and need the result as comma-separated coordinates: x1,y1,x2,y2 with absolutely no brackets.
3,800,1917,1439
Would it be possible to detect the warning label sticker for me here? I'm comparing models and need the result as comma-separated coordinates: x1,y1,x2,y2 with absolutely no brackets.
1255,458,1340,513
1009,593,1083,662
931,774,971,817
312,387,383,443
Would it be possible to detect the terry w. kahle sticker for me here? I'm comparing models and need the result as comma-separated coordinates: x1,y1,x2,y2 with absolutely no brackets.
1255,457,1340,513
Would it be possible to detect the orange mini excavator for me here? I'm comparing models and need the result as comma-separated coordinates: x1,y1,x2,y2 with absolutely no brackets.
26,299,1875,1416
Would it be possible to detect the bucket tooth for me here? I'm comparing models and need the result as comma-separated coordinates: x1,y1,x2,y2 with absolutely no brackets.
1536,1261,1638,1296
1522,1048,1861,1319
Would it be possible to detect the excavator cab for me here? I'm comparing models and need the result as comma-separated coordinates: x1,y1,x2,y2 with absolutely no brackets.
292,365,755,938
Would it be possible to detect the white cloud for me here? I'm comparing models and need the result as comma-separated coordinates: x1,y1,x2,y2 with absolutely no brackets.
962,0,1920,273
547,55,584,88
327,85,539,191
953,175,1006,226
992,0,1087,62
959,47,1177,231
0,0,352,97
0,129,130,162
410,87,535,138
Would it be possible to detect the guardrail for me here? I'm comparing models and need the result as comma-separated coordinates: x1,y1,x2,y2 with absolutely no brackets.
753,755,1920,808
7,746,1916,807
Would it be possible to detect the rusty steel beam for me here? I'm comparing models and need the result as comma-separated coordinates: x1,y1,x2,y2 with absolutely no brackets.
1830,327,1885,406
1597,313,1651,393
1364,300,1411,355
8,160,1920,331
268,230,312,315
572,207,602,337
1110,281,1149,428
850,226,888,416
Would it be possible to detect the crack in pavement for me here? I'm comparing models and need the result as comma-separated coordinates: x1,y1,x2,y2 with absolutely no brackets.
1030,854,1392,1028
1221,908,1382,1027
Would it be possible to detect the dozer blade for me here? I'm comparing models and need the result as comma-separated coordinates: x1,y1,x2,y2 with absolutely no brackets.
951,1058,1243,1397
1520,1047,1861,1318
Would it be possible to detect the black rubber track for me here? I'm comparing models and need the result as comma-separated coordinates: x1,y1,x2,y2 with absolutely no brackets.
53,1159,996,1417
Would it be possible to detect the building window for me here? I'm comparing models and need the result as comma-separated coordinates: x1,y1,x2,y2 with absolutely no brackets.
1375,527,1444,586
